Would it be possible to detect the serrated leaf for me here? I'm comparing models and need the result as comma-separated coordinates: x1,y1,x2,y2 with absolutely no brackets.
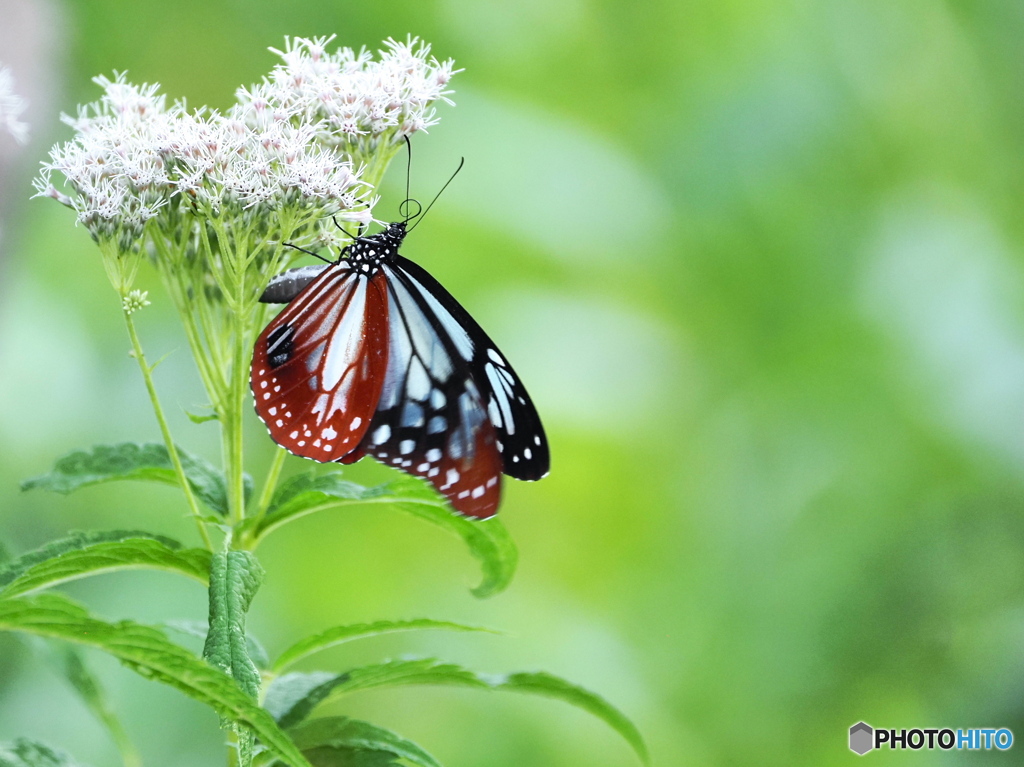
0,739,84,767
253,471,517,597
0,531,180,586
21,443,232,516
0,533,211,599
272,619,495,673
203,552,264,698
288,718,440,767
204,551,265,766
269,660,647,764
0,594,311,767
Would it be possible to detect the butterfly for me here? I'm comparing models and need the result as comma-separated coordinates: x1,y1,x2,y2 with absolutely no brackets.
251,220,549,519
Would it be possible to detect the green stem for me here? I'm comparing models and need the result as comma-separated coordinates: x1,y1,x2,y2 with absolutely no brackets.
214,216,252,529
239,448,288,549
124,310,214,550
104,713,143,767
228,308,248,526
255,448,288,517
151,234,225,407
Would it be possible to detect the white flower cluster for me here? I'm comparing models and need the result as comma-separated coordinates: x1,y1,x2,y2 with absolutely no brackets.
238,35,459,151
0,63,29,144
36,75,173,240
122,288,151,314
33,37,458,245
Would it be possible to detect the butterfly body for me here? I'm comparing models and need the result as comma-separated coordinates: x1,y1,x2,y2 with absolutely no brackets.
252,222,548,519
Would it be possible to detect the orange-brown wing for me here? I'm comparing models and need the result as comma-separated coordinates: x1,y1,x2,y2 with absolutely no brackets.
251,264,389,461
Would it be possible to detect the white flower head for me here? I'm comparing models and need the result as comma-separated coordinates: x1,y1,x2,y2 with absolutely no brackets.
34,36,455,251
34,73,176,242
237,35,461,153
0,63,29,144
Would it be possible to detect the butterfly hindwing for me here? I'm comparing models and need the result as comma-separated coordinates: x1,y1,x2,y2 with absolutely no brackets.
350,262,504,518
252,264,389,461
390,255,550,481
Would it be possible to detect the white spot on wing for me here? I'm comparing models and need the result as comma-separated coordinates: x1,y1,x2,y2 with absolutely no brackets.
486,364,515,435
407,357,430,401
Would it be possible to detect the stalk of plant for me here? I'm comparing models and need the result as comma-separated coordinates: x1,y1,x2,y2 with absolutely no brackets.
0,36,649,767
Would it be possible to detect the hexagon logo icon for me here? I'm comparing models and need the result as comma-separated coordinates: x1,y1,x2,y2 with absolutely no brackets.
849,722,874,755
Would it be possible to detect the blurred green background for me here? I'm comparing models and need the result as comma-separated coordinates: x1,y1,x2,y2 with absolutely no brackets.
3,0,1024,764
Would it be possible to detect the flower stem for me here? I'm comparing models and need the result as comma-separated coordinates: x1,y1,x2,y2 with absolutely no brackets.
239,447,288,550
256,447,288,517
124,310,214,550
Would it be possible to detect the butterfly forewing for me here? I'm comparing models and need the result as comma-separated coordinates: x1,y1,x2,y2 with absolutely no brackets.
251,264,389,461
391,256,550,481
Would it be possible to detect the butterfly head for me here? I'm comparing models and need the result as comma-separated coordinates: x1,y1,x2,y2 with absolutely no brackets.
384,221,408,241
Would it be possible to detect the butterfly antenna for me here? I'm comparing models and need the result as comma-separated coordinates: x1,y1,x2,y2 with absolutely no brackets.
398,136,424,223
284,242,332,264
407,157,465,233
332,215,365,239
405,136,412,212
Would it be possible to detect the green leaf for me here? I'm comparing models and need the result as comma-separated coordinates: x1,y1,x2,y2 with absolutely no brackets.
272,619,496,673
298,749,399,767
264,672,342,729
0,739,84,767
21,443,233,516
44,645,141,767
0,533,211,598
268,661,648,764
496,672,649,764
186,409,219,424
0,594,311,767
204,551,265,766
203,551,264,698
253,471,518,598
165,619,271,670
288,717,440,767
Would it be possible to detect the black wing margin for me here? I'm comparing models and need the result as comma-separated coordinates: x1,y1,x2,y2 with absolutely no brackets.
389,255,550,481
